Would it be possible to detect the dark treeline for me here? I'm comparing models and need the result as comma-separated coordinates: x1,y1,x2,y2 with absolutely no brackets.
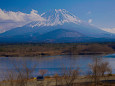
0,43,115,57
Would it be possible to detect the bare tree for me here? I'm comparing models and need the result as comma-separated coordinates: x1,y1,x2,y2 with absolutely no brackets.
54,73,61,86
88,58,112,86
99,61,112,77
39,70,48,76
54,64,80,86
63,68,79,86
5,60,37,86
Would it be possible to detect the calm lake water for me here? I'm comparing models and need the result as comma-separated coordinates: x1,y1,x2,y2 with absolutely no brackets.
0,54,115,80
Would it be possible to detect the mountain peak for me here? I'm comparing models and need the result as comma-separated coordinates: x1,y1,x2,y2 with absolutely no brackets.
54,9,67,12
27,9,82,27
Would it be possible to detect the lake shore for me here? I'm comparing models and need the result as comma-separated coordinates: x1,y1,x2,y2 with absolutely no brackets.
0,74,115,86
0,43,115,57
0,53,115,86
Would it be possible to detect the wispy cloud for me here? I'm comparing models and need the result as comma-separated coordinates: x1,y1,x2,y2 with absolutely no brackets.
101,28,115,33
88,19,92,23
0,9,45,33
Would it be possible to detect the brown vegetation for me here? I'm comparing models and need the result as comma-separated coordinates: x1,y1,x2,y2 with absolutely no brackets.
0,57,115,86
87,58,112,86
0,43,115,57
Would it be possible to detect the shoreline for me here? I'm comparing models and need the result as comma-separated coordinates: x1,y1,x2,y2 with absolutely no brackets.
0,43,115,57
0,52,113,57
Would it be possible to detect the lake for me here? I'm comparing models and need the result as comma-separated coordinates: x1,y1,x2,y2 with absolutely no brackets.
0,54,115,80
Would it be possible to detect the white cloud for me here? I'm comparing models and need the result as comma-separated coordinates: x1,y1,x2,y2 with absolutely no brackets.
0,9,45,33
88,19,92,23
101,28,115,33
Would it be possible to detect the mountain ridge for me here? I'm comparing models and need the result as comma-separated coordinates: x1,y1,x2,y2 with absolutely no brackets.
0,9,115,43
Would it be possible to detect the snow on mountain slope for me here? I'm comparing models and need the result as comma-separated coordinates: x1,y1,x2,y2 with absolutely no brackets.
27,9,82,27
25,9,115,38
0,9,115,43
42,9,82,25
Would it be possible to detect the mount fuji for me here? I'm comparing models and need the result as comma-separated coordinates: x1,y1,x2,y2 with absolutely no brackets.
0,9,115,43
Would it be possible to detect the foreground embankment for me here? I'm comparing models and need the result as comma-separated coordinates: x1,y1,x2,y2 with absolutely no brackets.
0,75,115,86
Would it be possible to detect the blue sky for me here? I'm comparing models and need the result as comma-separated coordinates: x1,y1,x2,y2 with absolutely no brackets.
0,0,115,32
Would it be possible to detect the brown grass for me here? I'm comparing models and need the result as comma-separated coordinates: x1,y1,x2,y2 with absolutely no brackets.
0,43,115,57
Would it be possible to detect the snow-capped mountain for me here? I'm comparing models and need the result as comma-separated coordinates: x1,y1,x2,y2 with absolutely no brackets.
0,9,115,43
26,9,82,27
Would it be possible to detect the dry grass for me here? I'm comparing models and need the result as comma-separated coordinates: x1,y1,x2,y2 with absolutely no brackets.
0,43,115,57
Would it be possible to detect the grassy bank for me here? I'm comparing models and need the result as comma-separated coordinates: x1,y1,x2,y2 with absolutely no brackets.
0,75,115,86
0,43,115,57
